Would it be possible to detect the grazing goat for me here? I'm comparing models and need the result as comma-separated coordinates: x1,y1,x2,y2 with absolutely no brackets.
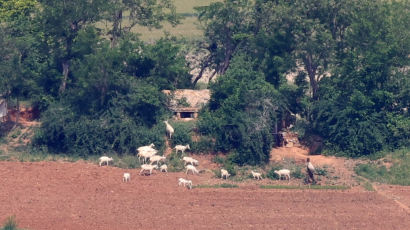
274,169,291,180
178,178,192,189
185,165,199,175
175,144,190,154
251,170,262,180
160,164,168,173
221,169,230,179
99,156,113,167
138,149,158,164
137,143,155,152
164,120,174,139
149,155,166,166
221,169,231,179
123,173,131,182
182,156,199,166
139,164,158,176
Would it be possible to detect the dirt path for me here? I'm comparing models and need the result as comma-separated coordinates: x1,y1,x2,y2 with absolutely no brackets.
1,161,409,230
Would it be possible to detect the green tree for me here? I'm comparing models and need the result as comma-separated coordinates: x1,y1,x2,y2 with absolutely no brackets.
104,0,179,47
198,55,287,165
38,0,107,94
312,0,409,156
193,0,253,85
0,0,37,22
0,1,42,124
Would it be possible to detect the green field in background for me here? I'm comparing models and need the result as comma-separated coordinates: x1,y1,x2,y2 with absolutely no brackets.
174,0,218,13
135,0,219,41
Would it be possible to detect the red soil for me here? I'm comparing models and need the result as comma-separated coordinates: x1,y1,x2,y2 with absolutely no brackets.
0,161,409,230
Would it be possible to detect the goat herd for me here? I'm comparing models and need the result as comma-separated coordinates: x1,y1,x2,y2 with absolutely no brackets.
98,142,295,190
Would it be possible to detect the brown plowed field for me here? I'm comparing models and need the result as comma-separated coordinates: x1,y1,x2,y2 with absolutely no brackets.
1,161,409,230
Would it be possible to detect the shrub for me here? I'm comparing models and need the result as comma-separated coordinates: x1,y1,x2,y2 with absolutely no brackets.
33,103,165,157
211,154,237,177
213,169,222,178
315,165,329,176
167,152,185,172
197,56,282,165
291,166,304,179
1,216,20,230
169,121,194,147
191,136,215,154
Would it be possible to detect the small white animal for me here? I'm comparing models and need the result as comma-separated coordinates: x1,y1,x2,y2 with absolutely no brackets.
251,170,262,180
164,120,174,139
99,156,113,167
160,164,168,173
139,164,158,176
123,173,131,182
137,143,155,152
175,144,190,154
138,149,158,163
182,156,199,166
149,155,166,166
274,169,291,180
221,169,230,179
178,178,192,189
185,164,199,175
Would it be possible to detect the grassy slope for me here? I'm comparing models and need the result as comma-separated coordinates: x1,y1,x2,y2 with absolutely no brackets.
355,148,410,186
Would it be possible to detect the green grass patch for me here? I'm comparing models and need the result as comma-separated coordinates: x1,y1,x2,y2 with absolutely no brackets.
362,181,375,191
167,152,185,172
260,185,350,190
355,148,410,186
194,183,239,189
1,216,22,230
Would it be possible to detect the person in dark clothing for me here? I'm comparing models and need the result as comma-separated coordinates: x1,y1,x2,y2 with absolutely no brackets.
306,157,316,184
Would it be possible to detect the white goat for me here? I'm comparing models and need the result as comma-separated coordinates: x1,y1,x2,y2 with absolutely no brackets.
149,155,166,166
160,164,168,173
175,144,190,154
186,164,199,175
139,164,158,176
221,169,230,179
274,169,291,180
137,143,155,152
251,170,262,180
99,156,113,167
182,156,199,166
178,178,192,189
164,120,174,139
123,173,131,182
138,149,158,163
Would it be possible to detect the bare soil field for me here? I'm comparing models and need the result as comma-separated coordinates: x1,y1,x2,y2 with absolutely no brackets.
1,161,409,230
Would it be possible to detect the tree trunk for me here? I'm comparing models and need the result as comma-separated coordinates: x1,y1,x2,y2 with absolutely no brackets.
303,54,319,100
59,60,70,94
110,9,123,48
15,97,20,125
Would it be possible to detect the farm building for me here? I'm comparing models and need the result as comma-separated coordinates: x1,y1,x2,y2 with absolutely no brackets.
163,89,210,120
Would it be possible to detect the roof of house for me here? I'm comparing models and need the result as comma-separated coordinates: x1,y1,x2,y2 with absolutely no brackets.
162,89,210,112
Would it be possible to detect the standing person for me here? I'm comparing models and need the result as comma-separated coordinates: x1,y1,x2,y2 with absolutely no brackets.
306,157,316,184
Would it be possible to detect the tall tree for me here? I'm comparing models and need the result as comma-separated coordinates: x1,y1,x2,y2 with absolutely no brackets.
0,0,42,124
312,0,410,156
104,0,179,47
38,0,107,94
194,0,252,85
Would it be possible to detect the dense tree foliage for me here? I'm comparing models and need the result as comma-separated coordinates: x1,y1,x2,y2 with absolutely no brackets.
0,0,408,162
197,0,409,161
